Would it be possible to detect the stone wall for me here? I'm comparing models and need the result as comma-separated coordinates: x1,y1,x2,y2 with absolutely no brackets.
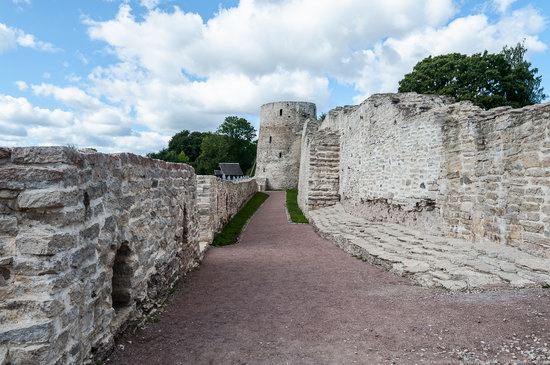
255,101,316,190
298,120,340,215
0,146,256,364
322,94,454,235
440,102,550,258
311,93,550,258
196,176,257,246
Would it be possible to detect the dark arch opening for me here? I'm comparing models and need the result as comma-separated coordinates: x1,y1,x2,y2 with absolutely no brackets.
279,152,282,158
279,109,283,116
111,242,134,311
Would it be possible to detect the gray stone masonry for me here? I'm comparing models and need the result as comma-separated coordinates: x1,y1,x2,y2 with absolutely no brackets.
196,176,257,249
0,146,257,365
256,101,316,190
298,120,341,215
313,93,550,258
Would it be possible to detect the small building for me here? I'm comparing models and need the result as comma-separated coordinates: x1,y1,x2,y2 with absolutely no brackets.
217,163,244,180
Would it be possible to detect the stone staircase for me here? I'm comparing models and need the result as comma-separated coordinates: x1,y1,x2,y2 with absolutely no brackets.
306,131,340,210
310,203,550,291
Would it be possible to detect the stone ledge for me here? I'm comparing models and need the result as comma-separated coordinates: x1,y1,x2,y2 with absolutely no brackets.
310,203,550,291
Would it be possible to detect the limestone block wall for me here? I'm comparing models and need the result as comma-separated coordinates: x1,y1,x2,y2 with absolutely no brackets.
323,93,454,235
196,176,257,245
440,103,550,258
0,147,200,364
315,93,550,258
298,120,340,215
256,101,316,190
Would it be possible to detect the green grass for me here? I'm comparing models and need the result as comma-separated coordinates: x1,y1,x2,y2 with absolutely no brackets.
212,192,269,246
286,189,308,223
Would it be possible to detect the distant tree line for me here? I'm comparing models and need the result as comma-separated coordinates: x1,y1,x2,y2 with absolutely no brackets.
398,43,546,109
147,116,257,175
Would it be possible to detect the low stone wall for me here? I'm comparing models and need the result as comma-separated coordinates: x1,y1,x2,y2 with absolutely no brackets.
0,147,201,364
196,176,257,245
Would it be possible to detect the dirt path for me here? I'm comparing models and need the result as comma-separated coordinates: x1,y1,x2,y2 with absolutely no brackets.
107,191,550,364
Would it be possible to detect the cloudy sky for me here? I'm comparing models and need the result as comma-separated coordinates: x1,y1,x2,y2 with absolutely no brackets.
0,0,548,154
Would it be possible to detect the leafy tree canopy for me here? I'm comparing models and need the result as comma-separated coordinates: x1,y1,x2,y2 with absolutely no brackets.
217,116,256,142
147,116,257,176
398,43,546,109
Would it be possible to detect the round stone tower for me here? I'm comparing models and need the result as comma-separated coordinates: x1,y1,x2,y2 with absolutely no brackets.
255,101,317,190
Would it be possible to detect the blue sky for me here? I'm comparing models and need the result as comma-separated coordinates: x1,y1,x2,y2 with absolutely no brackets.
0,0,548,154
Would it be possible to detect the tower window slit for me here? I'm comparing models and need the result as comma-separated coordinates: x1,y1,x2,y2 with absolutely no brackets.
269,136,272,143
279,152,282,158
279,109,283,116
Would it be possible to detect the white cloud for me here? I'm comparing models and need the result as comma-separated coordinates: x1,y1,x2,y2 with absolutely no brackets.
32,84,103,110
0,95,73,129
0,92,161,154
493,0,517,13
3,0,548,154
0,22,56,53
140,0,160,10
15,81,28,91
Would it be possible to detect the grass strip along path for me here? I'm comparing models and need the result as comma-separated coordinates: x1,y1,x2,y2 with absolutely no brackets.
286,189,308,223
212,192,269,246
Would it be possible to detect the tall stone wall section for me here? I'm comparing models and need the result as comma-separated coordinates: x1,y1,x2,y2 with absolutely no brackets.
313,93,550,258
298,121,340,215
440,103,550,258
196,176,257,245
0,147,256,364
255,101,316,190
320,94,454,235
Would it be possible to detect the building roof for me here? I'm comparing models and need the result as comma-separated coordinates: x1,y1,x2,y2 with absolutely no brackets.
218,163,244,176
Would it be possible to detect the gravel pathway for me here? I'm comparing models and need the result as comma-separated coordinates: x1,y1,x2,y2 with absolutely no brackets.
107,191,550,365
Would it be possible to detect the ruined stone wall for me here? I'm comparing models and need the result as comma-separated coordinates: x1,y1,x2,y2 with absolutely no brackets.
440,103,550,258
196,176,257,245
298,120,340,216
321,93,454,235
0,147,200,364
313,93,550,258
255,101,316,190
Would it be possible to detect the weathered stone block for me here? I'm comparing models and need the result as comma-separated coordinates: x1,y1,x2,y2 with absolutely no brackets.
10,147,80,165
17,188,78,210
0,216,17,236
0,190,19,200
0,320,54,345
16,229,77,255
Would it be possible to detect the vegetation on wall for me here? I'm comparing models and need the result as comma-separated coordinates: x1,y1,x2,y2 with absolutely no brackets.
398,43,546,110
148,117,257,175
212,192,269,246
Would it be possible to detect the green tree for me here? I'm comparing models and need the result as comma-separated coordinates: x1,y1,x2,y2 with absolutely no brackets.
147,116,257,175
398,43,546,109
147,149,190,164
195,134,232,175
217,116,256,142
215,116,257,174
167,130,208,163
